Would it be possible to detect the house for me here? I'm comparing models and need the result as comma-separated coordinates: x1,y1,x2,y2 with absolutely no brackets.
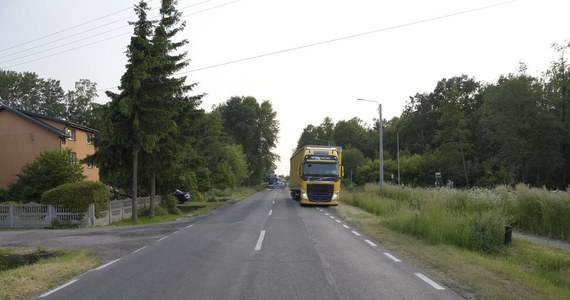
0,104,99,188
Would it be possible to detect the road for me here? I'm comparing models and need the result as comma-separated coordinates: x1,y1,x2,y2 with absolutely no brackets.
33,189,462,299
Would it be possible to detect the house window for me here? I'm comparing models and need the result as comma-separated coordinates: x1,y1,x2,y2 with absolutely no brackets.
86,133,94,145
67,128,76,141
87,162,94,169
68,152,77,165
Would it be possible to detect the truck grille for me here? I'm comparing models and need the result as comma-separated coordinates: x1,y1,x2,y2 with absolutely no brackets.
307,184,334,202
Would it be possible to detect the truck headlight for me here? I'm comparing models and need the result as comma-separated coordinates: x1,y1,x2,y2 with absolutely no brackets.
301,192,308,200
332,192,339,200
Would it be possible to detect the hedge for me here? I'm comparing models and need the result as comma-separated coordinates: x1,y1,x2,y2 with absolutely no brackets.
41,181,108,216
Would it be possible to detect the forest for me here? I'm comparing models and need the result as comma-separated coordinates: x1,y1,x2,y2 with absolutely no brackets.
297,46,570,189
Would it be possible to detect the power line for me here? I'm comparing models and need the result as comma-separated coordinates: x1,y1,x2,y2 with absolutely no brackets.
0,0,217,59
1,0,242,69
0,5,134,53
178,0,518,75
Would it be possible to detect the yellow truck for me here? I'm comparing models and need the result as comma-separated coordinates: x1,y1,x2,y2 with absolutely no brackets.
289,145,343,206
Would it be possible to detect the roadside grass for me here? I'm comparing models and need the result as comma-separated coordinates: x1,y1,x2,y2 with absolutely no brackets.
336,184,570,299
0,247,99,300
112,185,264,226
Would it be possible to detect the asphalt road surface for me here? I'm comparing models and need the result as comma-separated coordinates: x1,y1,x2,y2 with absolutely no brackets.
26,189,462,299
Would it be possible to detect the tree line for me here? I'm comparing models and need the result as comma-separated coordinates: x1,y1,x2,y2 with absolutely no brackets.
297,45,569,189
0,0,279,217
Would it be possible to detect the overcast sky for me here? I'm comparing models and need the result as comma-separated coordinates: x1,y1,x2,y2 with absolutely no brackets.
1,0,569,175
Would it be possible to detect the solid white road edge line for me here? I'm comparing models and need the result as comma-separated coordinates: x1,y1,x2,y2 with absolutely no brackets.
365,240,377,247
384,252,402,262
186,224,194,229
39,279,80,298
132,246,148,254
255,230,266,251
94,258,121,271
156,236,168,242
352,231,361,236
415,273,446,290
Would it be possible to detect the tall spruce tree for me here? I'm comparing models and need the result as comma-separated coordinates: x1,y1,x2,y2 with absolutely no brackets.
102,0,154,221
142,0,201,216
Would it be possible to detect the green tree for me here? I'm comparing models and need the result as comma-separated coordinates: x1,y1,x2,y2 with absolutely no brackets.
10,149,85,203
97,0,155,221
342,147,367,183
296,117,335,150
543,42,570,188
0,70,66,117
480,73,563,186
64,79,99,128
217,96,279,185
333,117,367,153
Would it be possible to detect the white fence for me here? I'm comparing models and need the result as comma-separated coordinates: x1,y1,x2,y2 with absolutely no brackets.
0,196,161,228
94,196,161,226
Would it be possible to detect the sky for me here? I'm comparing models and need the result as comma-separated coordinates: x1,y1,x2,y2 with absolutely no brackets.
1,0,569,176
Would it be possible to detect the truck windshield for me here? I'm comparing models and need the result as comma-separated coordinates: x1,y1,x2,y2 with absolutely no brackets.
303,162,338,176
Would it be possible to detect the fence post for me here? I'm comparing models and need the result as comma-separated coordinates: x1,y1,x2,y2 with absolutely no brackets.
89,203,95,227
9,205,14,228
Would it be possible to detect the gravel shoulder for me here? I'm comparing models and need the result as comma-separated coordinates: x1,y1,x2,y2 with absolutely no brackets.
0,214,199,263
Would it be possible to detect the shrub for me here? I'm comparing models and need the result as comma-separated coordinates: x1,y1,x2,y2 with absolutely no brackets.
41,181,108,216
160,194,179,215
14,149,86,203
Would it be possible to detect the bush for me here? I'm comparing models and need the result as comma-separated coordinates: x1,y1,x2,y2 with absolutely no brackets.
14,149,86,203
41,181,108,216
160,194,180,215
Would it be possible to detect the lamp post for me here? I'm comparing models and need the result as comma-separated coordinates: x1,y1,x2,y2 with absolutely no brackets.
357,98,383,189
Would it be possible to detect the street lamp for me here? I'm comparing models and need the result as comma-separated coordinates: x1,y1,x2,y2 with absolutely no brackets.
357,98,383,189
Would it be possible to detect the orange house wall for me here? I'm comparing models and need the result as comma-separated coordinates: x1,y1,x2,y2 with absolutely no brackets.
36,117,100,182
0,110,62,187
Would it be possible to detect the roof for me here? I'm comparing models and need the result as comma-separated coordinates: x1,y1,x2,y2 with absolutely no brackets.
21,110,98,134
0,103,98,137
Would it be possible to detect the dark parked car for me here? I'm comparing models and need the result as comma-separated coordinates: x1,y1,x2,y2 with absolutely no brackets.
174,189,191,203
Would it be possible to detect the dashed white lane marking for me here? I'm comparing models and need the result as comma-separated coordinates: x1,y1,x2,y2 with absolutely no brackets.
132,246,148,254
94,258,121,271
268,209,273,216
39,279,80,298
384,252,402,262
324,213,330,216
352,231,361,237
335,220,342,223
255,230,266,251
365,240,377,247
342,224,350,229
415,273,445,290
329,216,335,219
156,236,168,242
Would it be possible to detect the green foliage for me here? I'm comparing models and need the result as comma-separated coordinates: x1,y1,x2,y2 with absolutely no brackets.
41,181,108,216
159,194,179,215
216,96,279,185
13,149,86,203
502,184,570,240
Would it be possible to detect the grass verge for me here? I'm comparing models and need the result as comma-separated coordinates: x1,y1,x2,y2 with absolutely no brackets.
0,247,99,300
112,185,263,226
333,203,570,300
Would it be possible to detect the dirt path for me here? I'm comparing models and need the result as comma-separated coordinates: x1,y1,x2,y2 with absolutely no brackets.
514,232,570,251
